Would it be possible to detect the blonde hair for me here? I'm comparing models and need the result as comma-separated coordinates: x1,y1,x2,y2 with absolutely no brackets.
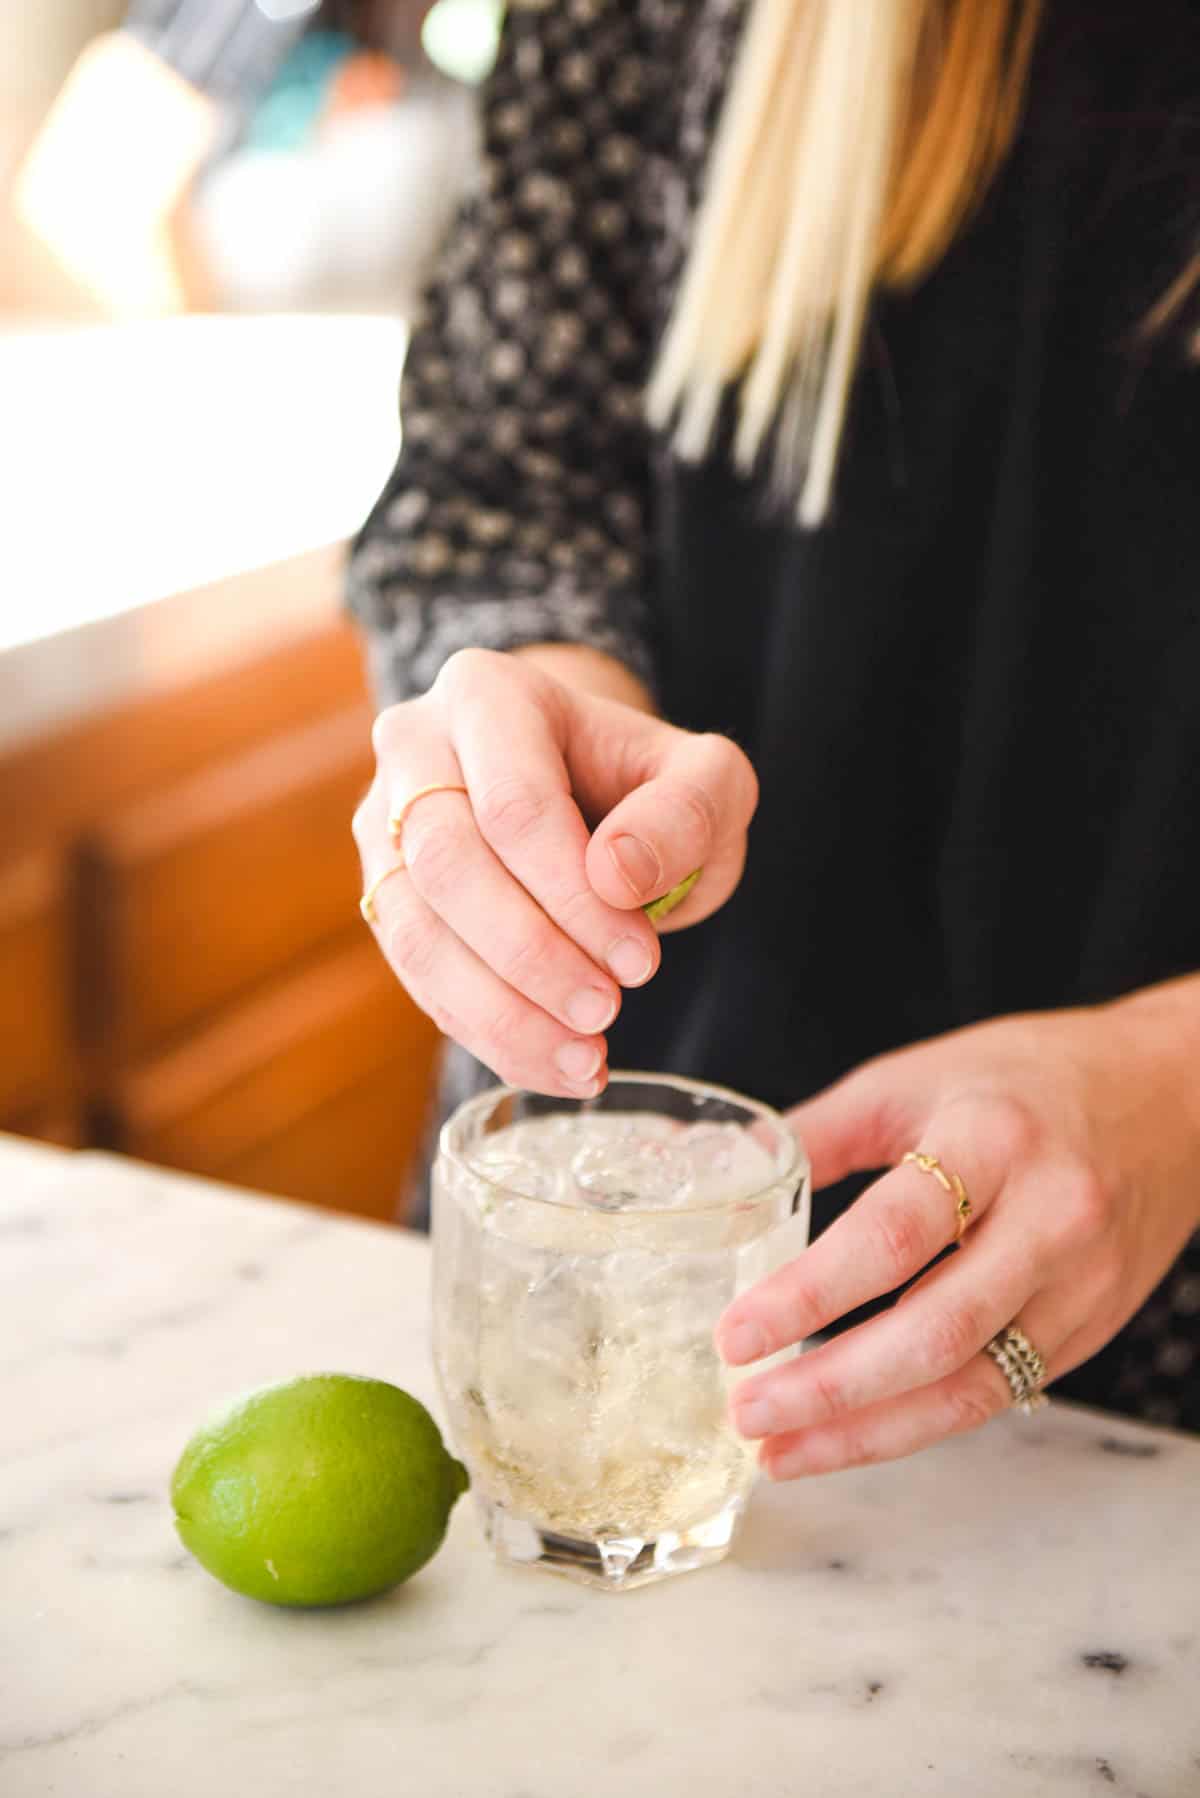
1140,250,1200,355
647,0,1043,525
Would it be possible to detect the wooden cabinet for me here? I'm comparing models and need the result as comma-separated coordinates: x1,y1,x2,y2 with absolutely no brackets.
110,935,440,1221
77,706,374,1061
0,851,73,1126
0,615,442,1222
1,607,367,849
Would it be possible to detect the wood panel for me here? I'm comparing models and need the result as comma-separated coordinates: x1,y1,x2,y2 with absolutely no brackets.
1,1106,84,1149
1,610,367,859
0,850,72,1118
221,1058,437,1224
78,705,374,1061
111,932,441,1220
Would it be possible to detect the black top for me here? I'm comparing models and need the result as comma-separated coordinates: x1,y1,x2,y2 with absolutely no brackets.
349,0,1200,1428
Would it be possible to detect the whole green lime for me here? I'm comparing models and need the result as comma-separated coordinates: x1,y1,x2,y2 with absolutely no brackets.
170,1373,469,1607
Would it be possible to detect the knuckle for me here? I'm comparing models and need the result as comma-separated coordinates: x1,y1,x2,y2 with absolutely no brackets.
351,796,373,851
484,998,531,1073
475,775,552,848
920,1303,983,1379
1058,1163,1111,1242
873,1198,928,1282
808,1366,848,1426
427,1000,460,1040
944,1375,1001,1436
370,704,406,762
553,882,599,934
780,1272,831,1343
1086,1240,1123,1296
737,754,761,822
384,912,437,985
837,1423,881,1470
707,733,760,820
665,774,719,849
438,645,502,702
405,821,468,901
840,1062,911,1160
499,927,553,986
981,1094,1038,1168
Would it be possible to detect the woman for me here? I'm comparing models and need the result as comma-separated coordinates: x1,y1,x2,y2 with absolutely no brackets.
348,0,1200,1472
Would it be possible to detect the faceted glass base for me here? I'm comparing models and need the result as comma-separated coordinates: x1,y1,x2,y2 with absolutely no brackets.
477,1493,745,1591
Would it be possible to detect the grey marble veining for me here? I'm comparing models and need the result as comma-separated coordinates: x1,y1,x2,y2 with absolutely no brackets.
2,1141,1198,1798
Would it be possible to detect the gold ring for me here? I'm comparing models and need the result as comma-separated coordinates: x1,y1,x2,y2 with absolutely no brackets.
984,1324,1049,1415
359,861,407,924
388,782,470,839
902,1150,974,1242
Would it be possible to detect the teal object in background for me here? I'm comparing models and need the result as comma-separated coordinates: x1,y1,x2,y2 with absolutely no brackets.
243,30,356,152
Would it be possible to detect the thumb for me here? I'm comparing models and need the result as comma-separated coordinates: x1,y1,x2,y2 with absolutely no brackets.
580,722,758,918
787,1059,923,1191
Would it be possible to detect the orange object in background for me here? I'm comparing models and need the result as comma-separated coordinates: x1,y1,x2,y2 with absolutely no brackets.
321,49,407,127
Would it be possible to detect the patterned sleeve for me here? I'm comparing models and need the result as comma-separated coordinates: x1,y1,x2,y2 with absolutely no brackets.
346,0,667,704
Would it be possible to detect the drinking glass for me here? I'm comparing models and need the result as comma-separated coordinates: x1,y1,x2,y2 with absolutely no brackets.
432,1073,809,1590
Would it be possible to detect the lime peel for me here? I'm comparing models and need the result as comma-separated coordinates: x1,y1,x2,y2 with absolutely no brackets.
643,868,702,924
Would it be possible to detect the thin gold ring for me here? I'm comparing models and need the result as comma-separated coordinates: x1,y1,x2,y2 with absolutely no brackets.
387,781,470,839
359,862,408,925
902,1149,974,1242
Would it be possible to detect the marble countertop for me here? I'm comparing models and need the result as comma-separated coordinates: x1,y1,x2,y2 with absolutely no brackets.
3,1138,1199,1798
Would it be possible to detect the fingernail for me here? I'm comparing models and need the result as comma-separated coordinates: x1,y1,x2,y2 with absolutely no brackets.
609,834,661,898
721,1320,767,1365
566,988,617,1034
556,1040,603,1084
734,1395,777,1439
608,936,654,986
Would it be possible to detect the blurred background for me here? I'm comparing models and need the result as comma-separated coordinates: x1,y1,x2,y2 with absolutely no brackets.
0,0,497,1220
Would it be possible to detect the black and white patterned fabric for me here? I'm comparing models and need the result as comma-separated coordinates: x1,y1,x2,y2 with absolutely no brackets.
1111,1236,1200,1432
348,0,749,701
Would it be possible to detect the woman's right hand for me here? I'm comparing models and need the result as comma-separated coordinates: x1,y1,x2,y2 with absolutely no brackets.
353,647,758,1097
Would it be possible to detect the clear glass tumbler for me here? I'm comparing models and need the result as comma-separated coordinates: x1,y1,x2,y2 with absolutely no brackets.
432,1073,810,1591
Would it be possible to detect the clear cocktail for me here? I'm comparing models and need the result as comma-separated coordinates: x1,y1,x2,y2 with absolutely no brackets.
432,1075,809,1589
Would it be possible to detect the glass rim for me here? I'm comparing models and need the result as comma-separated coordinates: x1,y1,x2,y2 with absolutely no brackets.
437,1068,808,1216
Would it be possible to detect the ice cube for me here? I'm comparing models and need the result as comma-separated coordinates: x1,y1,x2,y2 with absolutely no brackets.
466,1111,776,1211
467,1144,555,1203
676,1122,777,1203
569,1133,693,1210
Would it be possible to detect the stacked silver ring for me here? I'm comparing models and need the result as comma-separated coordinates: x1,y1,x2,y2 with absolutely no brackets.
984,1325,1048,1415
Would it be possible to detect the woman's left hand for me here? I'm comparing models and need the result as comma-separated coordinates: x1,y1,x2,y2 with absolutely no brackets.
717,979,1200,1478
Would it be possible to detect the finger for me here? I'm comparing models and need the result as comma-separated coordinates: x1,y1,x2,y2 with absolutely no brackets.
783,1060,925,1192
717,1114,1013,1366
583,729,758,917
759,1292,1071,1480
788,1051,1047,1203
729,1211,1035,1439
439,654,662,991
355,778,609,1097
397,786,626,1041
373,875,609,1097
